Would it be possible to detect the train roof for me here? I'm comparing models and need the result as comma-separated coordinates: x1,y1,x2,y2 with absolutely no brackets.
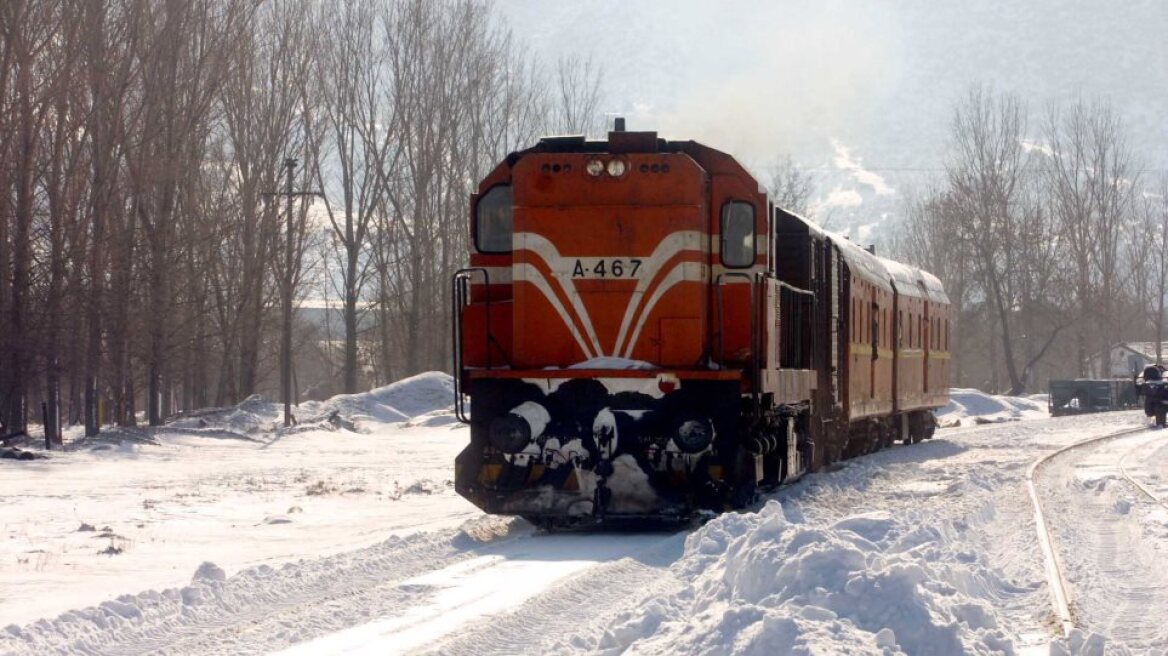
776,207,948,303
786,211,894,292
880,257,950,304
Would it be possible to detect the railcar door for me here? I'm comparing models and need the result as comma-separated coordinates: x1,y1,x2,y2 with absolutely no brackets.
711,174,764,367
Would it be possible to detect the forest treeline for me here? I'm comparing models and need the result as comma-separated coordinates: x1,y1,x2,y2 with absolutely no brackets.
0,0,603,439
896,86,1168,395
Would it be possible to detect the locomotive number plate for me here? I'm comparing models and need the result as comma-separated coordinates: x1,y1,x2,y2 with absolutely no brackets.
568,258,643,279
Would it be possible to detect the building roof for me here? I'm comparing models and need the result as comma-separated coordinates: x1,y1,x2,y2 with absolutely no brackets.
1109,342,1168,361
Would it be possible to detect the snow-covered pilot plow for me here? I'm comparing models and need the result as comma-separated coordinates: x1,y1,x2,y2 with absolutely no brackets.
452,123,949,526
454,372,747,523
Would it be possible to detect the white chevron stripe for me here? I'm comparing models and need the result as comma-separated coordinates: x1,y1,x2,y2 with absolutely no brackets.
513,263,596,360
513,230,708,359
515,233,604,356
621,261,705,358
612,231,705,356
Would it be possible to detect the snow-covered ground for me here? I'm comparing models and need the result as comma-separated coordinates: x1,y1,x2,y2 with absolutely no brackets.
936,388,1049,427
3,381,1166,655
0,373,476,629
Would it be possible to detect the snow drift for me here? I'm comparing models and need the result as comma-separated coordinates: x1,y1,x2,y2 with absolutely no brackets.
596,499,1019,654
169,372,456,435
936,388,1047,427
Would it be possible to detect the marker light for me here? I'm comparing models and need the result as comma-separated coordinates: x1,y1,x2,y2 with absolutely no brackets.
586,159,605,176
606,159,627,177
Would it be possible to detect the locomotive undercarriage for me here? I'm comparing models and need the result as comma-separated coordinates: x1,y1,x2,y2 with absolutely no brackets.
454,373,813,526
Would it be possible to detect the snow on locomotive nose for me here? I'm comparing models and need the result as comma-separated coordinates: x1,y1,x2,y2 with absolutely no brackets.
452,126,950,526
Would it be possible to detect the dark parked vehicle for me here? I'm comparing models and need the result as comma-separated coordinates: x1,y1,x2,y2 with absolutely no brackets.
1048,378,1139,418
1134,365,1168,427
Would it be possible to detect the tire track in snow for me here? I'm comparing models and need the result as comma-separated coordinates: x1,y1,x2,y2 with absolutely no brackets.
418,532,686,656
0,522,522,656
275,531,685,655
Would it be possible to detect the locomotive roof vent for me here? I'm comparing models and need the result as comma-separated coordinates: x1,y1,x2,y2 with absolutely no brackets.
609,122,660,154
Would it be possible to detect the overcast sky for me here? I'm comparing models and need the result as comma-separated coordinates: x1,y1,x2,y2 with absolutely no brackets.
496,0,1168,175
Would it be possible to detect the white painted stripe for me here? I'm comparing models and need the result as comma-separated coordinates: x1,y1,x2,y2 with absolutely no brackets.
516,233,604,357
513,263,596,360
612,231,706,356
622,262,705,359
478,266,512,285
512,230,709,358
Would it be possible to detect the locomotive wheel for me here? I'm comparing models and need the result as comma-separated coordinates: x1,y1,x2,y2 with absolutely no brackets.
923,417,936,439
728,446,761,509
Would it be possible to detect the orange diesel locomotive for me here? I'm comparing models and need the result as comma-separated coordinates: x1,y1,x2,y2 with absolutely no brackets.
452,126,950,525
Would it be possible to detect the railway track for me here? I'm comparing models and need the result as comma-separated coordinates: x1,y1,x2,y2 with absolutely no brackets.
1116,437,1168,511
1026,425,1159,639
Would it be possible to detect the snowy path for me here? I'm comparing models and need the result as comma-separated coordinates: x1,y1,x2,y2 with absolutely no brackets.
283,530,685,656
1,519,684,656
1037,429,1168,651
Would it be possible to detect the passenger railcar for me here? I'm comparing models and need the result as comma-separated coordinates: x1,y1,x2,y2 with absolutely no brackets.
452,126,950,524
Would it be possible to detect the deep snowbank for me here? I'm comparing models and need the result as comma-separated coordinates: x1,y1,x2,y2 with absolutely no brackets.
936,388,1047,427
597,500,1016,655
169,372,456,435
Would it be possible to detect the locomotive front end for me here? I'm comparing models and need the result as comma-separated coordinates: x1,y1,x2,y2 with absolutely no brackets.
452,131,765,524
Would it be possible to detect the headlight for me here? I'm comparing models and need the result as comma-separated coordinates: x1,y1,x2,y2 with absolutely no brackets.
586,159,605,176
488,415,532,453
487,401,550,453
674,418,714,454
606,159,627,177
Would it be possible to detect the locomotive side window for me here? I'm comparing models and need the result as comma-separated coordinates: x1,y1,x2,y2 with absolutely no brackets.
475,185,513,254
720,201,755,268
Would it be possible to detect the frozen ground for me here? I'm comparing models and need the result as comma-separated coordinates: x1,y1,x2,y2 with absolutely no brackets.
936,388,1049,427
0,373,476,628
2,382,1166,655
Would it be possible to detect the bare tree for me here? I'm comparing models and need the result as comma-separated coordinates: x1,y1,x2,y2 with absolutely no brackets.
1133,180,1168,363
218,0,314,402
766,155,816,216
945,86,1033,393
549,54,604,136
1044,98,1138,376
309,0,396,394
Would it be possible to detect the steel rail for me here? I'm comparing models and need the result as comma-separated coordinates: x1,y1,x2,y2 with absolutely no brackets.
1025,425,1147,638
1116,435,1168,511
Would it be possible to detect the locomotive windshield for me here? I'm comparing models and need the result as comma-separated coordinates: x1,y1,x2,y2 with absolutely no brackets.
720,201,755,268
475,185,512,253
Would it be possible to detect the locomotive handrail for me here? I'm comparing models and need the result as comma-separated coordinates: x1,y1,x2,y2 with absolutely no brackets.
451,267,491,424
773,279,815,297
714,272,759,414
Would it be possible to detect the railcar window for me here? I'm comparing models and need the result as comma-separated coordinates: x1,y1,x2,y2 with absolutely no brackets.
720,201,755,268
870,302,879,354
475,185,513,254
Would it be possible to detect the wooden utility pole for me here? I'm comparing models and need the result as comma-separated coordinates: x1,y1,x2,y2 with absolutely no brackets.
283,158,295,427
264,158,316,427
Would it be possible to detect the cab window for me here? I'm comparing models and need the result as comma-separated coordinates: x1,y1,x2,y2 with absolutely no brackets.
475,185,513,254
720,201,755,268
